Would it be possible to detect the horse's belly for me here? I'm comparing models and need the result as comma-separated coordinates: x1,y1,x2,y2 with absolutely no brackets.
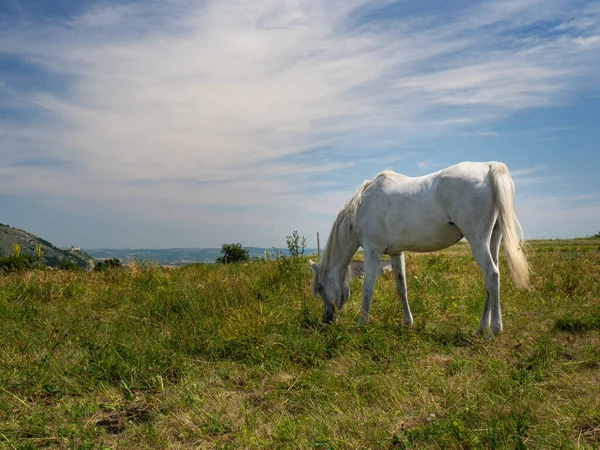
386,223,463,254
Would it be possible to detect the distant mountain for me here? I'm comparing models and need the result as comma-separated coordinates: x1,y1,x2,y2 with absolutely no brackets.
0,224,92,269
84,247,319,266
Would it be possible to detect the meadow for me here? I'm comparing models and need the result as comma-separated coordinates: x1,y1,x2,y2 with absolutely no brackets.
1,239,599,449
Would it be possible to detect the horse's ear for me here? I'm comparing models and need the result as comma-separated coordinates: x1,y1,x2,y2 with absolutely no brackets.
309,260,319,273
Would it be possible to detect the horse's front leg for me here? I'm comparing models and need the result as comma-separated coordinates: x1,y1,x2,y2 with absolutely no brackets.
339,280,350,311
390,253,413,326
358,248,381,324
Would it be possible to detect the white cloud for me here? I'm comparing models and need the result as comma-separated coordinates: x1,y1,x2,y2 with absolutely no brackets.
1,0,600,245
574,35,600,46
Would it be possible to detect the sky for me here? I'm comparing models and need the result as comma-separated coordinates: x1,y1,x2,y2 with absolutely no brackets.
1,0,599,249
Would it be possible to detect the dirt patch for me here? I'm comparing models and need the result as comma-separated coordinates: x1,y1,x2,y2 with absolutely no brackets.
574,419,600,445
95,398,153,434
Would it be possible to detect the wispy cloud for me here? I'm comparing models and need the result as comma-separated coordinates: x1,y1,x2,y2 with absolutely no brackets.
511,165,547,178
510,165,570,187
416,160,432,171
1,0,600,245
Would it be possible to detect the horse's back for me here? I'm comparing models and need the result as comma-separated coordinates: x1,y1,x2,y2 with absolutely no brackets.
369,161,499,193
361,161,497,208
438,161,503,184
436,161,501,212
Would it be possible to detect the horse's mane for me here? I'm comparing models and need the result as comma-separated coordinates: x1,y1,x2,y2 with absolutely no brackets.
311,170,395,297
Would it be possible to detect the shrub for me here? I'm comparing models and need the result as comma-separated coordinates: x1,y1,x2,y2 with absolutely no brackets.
57,260,80,271
276,231,309,287
0,254,33,272
94,258,122,272
216,243,249,264
105,258,122,268
286,230,306,258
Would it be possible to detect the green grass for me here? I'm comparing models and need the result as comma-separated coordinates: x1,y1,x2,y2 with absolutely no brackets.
1,241,599,449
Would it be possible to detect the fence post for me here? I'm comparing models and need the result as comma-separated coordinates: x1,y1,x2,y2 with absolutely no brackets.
317,232,320,257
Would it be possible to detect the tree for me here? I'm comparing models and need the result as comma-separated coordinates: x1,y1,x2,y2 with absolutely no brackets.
216,243,249,264
94,258,122,272
57,260,80,271
105,258,122,268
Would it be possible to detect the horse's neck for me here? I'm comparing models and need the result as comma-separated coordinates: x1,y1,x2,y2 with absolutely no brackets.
324,232,358,280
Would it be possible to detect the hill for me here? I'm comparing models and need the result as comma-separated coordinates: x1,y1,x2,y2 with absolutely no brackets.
84,247,318,266
0,223,92,269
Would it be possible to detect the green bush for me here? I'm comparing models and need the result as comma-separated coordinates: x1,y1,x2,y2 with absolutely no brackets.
0,254,33,272
94,258,122,271
57,260,80,271
276,230,308,281
105,258,122,268
216,243,249,264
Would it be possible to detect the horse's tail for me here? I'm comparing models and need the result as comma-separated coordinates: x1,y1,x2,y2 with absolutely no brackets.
490,163,532,290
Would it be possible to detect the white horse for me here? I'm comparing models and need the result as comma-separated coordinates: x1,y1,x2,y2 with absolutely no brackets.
310,161,531,337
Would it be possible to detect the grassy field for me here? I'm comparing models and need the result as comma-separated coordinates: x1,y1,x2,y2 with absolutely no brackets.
1,239,599,449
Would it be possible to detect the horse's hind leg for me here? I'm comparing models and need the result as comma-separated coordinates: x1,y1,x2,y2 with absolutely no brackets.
358,246,382,324
390,253,413,326
490,221,501,266
474,222,502,336
488,221,502,334
471,237,501,336
459,216,500,337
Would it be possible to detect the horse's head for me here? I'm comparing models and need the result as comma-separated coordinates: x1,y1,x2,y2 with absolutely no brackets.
309,260,350,323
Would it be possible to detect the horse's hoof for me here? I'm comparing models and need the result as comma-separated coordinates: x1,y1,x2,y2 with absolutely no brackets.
475,325,490,337
485,327,503,340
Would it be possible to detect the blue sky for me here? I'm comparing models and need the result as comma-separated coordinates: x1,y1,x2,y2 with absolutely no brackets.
1,0,599,248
